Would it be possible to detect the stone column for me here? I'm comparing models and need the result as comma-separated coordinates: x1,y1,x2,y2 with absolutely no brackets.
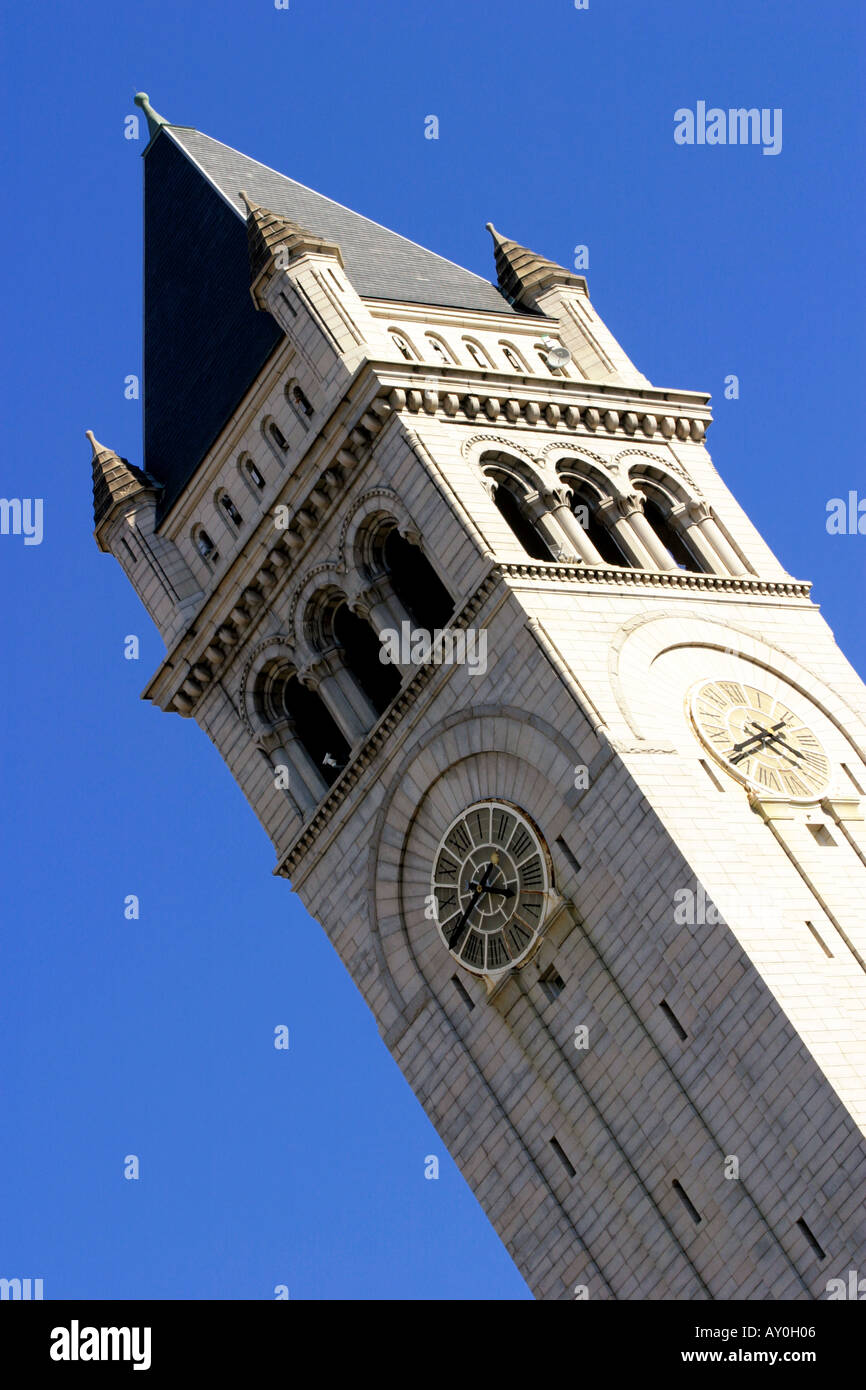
545,487,606,564
597,493,664,569
352,579,416,677
682,501,747,576
300,652,377,745
523,488,578,561
669,501,722,573
257,724,323,815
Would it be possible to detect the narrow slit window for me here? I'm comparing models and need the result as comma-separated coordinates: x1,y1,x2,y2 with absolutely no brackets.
279,291,297,317
269,423,289,452
451,975,475,1012
805,921,834,958
699,758,726,792
796,1217,826,1260
549,1137,576,1178
672,1180,702,1224
660,1000,688,1041
555,836,582,877
120,538,137,564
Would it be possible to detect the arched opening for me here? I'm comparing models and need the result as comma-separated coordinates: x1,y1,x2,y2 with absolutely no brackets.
332,603,402,716
376,527,453,630
491,480,554,561
569,486,632,566
258,667,351,788
194,528,218,563
640,495,705,572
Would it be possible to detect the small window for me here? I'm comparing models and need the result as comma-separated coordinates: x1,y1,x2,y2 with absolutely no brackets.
269,423,289,452
672,1180,702,1225
195,529,218,562
120,538,137,565
290,384,313,418
549,1138,576,1178
391,333,414,361
245,459,266,491
500,342,527,373
538,966,565,1003
659,1000,688,1041
426,335,451,365
219,494,243,529
536,345,562,375
463,337,492,369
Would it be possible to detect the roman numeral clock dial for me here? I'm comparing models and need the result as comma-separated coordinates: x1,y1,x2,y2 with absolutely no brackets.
432,801,552,977
689,681,831,800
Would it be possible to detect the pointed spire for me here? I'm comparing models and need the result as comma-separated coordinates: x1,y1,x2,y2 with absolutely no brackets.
134,92,169,139
485,222,586,307
239,189,344,288
87,430,156,532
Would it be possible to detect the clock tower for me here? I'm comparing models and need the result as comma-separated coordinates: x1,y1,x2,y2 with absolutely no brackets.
88,96,866,1299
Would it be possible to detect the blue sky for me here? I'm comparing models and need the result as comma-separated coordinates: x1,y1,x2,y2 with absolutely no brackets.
1,0,863,1300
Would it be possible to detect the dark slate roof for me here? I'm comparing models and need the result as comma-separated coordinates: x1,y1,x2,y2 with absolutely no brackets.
169,127,519,315
144,125,521,519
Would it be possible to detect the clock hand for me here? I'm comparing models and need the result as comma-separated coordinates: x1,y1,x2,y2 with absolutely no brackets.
448,855,498,950
729,720,786,764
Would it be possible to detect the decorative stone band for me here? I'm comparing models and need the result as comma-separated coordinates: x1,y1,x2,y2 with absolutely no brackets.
496,561,812,599
275,573,501,883
390,386,709,443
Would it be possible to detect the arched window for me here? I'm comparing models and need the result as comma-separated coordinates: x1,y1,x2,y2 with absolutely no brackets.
499,341,530,373
463,337,493,369
376,526,453,631
194,528,218,563
425,334,453,365
569,486,632,566
286,381,314,427
218,493,243,530
268,421,289,452
391,332,416,361
257,667,350,788
331,601,402,716
491,479,554,561
640,494,705,572
242,456,266,491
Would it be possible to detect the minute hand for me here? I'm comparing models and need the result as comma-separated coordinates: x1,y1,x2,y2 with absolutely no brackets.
447,860,496,950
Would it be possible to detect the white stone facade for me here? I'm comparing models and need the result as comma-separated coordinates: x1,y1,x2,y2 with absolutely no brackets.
103,228,866,1300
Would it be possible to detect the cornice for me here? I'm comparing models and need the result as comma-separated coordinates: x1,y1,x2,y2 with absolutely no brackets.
497,561,812,600
142,369,717,718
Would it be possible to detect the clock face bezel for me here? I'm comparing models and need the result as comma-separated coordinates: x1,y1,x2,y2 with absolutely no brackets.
687,679,831,802
430,800,552,978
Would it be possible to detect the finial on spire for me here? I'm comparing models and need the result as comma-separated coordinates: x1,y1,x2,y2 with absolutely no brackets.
87,429,155,539
134,92,169,138
238,189,259,215
485,223,587,306
86,428,108,458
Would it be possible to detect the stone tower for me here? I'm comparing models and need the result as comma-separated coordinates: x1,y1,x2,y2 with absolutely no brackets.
89,96,866,1299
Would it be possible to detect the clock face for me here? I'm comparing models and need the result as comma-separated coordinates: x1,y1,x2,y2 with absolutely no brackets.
689,680,831,800
431,801,551,976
